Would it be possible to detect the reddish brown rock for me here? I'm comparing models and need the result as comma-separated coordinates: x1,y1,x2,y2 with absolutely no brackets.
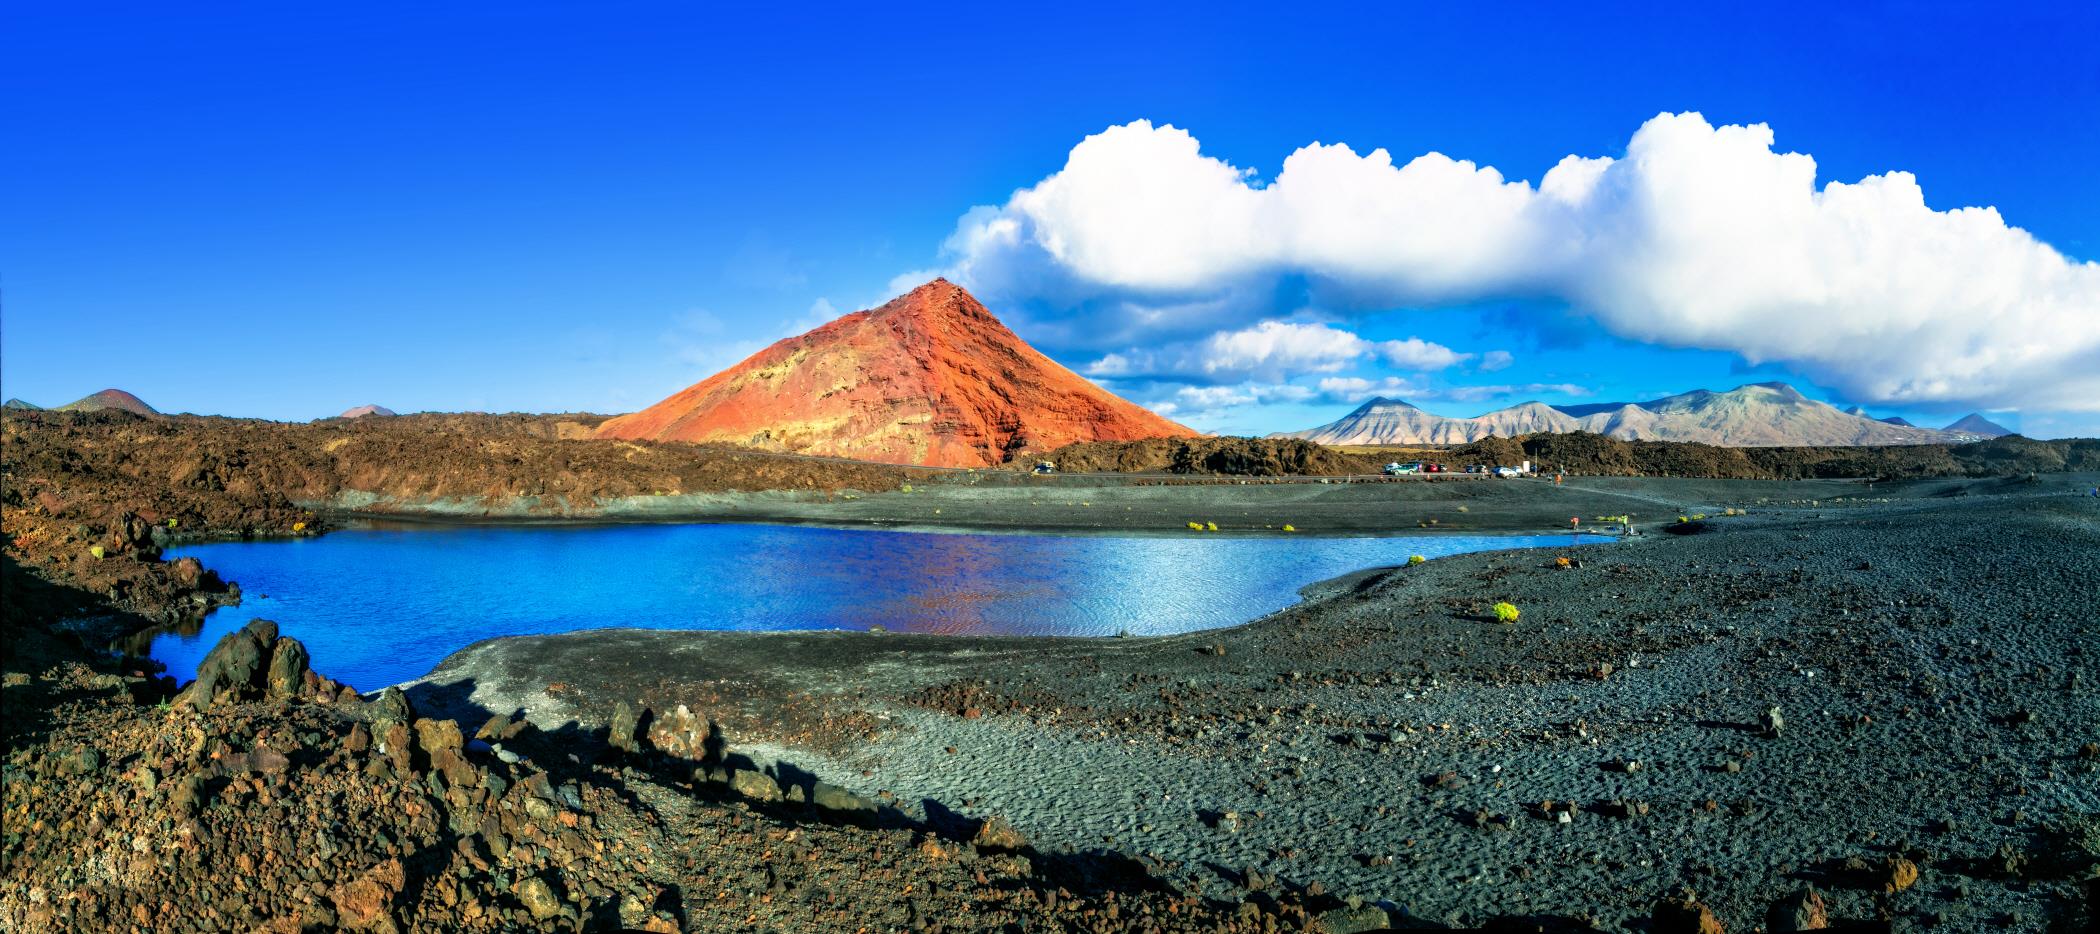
596,279,1196,467
971,815,1027,851
332,858,406,932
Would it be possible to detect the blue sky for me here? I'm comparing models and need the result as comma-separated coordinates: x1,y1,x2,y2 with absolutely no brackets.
4,2,2096,437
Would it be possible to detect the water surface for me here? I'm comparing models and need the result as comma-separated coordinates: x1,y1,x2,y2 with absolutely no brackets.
154,522,1609,689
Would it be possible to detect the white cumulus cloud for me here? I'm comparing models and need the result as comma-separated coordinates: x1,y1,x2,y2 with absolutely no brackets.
944,114,2100,411
1086,319,1471,383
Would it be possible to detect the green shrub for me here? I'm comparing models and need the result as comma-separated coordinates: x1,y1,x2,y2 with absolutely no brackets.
1492,602,1520,623
1408,554,1426,566
88,545,105,560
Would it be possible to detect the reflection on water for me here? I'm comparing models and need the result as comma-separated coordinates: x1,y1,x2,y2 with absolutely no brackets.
153,523,1612,690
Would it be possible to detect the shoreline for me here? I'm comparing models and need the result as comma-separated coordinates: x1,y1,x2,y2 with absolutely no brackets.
406,479,2100,927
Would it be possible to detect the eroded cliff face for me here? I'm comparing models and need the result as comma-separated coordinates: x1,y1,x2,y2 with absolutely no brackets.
595,279,1196,467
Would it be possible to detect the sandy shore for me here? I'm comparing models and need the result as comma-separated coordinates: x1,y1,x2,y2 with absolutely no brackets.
411,472,2100,927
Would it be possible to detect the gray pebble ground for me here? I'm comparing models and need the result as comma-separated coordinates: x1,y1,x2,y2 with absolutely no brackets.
420,472,2100,929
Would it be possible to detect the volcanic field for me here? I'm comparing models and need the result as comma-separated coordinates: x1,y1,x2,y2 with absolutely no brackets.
3,407,2097,932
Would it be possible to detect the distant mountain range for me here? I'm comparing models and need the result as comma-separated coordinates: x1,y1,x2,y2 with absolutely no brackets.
1276,383,2014,447
338,404,398,419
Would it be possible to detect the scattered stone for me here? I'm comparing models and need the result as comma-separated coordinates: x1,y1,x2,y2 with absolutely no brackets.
1651,892,1725,934
1883,857,1921,893
369,685,413,721
514,875,565,921
729,768,782,803
331,858,406,931
264,637,309,699
608,700,642,753
1316,905,1390,934
1766,886,1830,931
971,815,1027,851
644,704,714,761
1761,706,1785,738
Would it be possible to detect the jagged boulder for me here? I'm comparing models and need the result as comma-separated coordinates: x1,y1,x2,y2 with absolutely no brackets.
642,703,716,762
369,685,414,721
175,619,316,709
608,700,642,754
265,637,310,699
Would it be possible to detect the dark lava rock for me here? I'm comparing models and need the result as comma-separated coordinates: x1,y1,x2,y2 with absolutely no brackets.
369,685,413,721
608,700,642,754
1316,904,1389,933
265,636,309,699
729,768,782,802
812,781,876,821
1651,893,1725,934
1766,886,1830,931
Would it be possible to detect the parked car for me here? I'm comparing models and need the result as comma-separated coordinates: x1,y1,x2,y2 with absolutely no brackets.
1492,466,1523,478
1383,462,1415,476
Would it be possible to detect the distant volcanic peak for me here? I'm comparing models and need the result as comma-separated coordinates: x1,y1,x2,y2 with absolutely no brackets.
1351,397,1422,412
1745,381,1809,400
1944,413,2012,437
596,280,1196,467
57,388,159,416
2,398,41,410
1880,415,1917,427
339,404,398,418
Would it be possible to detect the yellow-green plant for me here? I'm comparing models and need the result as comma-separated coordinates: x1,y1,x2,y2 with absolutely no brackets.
1492,602,1520,623
1187,522,1204,531
1408,554,1427,565
89,545,105,560
1205,521,1218,531
166,518,179,528
1281,524,1296,532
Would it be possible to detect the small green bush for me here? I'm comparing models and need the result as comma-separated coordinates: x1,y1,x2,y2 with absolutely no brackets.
1408,554,1427,565
1492,602,1520,623
88,545,105,560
